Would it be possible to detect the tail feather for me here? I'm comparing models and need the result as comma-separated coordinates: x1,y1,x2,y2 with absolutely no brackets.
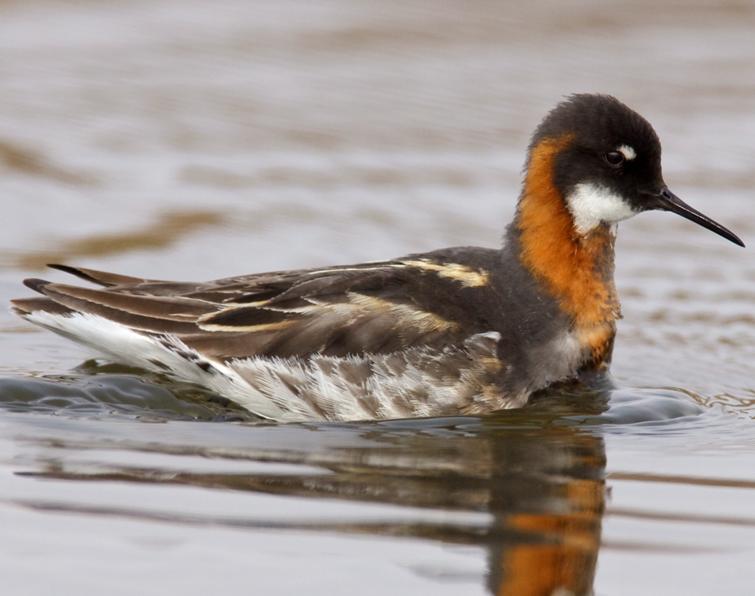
30,284,202,335
10,296,73,316
22,278,52,293
13,268,206,334
37,282,215,320
47,264,148,287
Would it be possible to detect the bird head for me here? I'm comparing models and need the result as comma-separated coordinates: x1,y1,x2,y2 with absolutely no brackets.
524,94,744,246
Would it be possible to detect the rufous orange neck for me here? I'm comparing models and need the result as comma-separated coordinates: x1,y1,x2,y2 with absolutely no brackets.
514,135,620,329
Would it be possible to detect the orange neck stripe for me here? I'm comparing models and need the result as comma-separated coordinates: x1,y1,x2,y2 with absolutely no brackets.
515,135,620,328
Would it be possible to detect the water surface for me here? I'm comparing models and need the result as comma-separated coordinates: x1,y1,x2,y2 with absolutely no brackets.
1,1,753,594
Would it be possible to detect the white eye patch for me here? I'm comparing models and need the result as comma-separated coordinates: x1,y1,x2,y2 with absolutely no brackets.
566,183,636,234
617,144,636,161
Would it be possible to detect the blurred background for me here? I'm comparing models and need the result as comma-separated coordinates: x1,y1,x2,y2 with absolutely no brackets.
0,1,753,595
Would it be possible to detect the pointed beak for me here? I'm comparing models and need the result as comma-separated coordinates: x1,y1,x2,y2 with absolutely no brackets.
653,187,745,247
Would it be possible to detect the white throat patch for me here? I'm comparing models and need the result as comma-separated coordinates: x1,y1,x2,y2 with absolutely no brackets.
566,183,636,235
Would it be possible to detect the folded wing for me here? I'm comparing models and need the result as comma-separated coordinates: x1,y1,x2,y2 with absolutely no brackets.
13,260,473,361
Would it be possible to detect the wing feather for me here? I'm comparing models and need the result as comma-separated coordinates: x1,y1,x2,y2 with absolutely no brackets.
17,259,484,361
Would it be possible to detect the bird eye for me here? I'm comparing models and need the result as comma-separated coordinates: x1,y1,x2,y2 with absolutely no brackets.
605,151,625,167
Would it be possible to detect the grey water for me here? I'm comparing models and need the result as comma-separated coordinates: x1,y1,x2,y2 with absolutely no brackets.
0,1,753,594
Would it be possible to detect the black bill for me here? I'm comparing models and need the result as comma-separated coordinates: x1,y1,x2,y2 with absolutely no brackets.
657,187,745,247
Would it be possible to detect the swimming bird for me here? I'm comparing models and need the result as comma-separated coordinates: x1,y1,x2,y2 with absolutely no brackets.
11,94,744,422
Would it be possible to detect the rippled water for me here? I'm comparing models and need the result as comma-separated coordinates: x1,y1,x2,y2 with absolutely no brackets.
0,1,753,594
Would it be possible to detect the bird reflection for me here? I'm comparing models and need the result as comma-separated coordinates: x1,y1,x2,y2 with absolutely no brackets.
485,425,604,595
20,383,609,596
